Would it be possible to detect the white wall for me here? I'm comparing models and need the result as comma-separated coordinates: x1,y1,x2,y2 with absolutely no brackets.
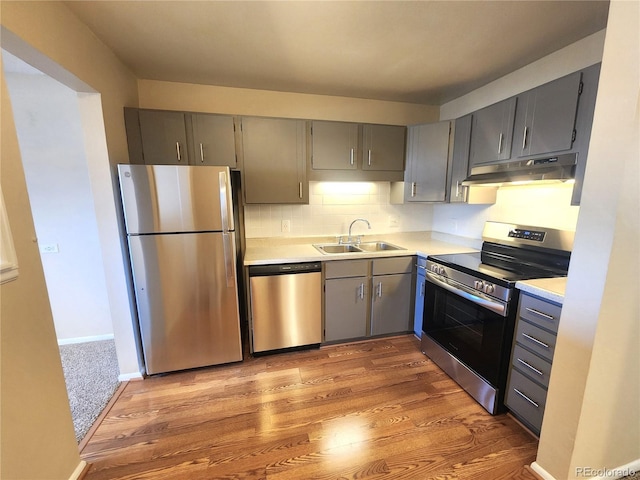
244,181,433,238
5,69,113,342
432,183,580,237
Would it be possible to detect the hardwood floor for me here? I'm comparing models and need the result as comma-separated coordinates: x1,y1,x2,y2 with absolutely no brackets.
81,335,539,479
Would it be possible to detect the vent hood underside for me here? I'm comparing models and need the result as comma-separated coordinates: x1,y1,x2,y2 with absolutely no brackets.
462,153,577,186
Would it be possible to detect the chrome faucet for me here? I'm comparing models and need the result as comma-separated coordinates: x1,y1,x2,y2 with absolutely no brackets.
342,218,371,244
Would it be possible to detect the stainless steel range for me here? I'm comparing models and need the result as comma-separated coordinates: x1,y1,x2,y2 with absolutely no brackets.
421,221,574,414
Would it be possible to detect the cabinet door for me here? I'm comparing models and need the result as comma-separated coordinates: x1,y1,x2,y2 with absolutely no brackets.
191,113,237,167
324,276,368,341
371,273,412,336
139,110,189,165
311,121,358,170
413,268,426,336
362,124,406,171
405,121,450,202
469,97,516,167
514,72,582,158
241,117,307,204
448,115,472,203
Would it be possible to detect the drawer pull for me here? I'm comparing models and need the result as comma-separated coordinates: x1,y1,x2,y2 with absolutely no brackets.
513,388,540,408
522,332,550,349
525,307,555,321
517,358,544,376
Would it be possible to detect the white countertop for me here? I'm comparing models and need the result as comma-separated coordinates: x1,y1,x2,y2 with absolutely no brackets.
243,231,481,266
516,277,567,304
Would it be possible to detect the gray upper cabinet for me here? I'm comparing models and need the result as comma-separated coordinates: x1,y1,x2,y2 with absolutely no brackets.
138,110,190,165
191,113,237,167
362,124,406,171
469,97,517,167
403,121,451,202
125,108,238,167
310,121,359,170
513,72,582,158
241,116,307,204
448,115,472,203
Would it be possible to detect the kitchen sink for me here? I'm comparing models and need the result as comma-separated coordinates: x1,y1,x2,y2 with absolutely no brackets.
313,244,363,254
357,241,405,252
313,241,405,255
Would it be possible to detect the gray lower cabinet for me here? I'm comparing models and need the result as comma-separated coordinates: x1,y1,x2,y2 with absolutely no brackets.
413,256,426,336
323,256,414,343
505,292,562,435
240,116,308,204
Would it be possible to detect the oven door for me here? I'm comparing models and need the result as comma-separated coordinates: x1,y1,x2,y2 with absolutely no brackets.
422,272,516,388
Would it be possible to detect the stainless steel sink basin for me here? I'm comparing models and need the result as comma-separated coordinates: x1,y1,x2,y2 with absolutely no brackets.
313,244,363,254
312,241,406,254
357,241,405,252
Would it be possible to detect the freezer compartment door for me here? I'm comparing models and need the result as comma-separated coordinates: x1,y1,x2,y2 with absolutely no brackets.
129,232,242,374
118,164,234,234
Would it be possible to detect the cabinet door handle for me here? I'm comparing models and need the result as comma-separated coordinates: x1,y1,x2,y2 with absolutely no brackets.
350,148,354,166
176,142,182,162
522,126,528,151
525,307,555,321
199,143,205,163
420,280,425,297
411,182,416,197
299,182,303,199
498,133,503,154
377,281,383,298
368,149,372,166
522,332,550,349
359,283,365,300
455,180,460,198
517,358,544,376
513,388,539,408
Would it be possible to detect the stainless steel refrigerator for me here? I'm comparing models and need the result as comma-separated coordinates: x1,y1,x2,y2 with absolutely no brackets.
118,164,243,374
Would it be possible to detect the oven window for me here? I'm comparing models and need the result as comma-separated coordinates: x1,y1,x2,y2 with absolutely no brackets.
423,280,513,386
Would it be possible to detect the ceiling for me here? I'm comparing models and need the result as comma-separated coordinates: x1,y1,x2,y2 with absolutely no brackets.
64,1,609,105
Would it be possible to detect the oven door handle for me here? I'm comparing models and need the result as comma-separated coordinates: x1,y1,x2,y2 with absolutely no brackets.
425,272,507,316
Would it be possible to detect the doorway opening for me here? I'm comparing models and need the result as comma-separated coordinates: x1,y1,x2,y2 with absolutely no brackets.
2,50,121,443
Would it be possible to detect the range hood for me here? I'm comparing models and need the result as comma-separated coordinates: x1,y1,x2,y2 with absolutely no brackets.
462,153,577,186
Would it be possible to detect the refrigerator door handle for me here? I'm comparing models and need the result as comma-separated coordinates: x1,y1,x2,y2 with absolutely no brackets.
219,171,230,232
222,232,235,288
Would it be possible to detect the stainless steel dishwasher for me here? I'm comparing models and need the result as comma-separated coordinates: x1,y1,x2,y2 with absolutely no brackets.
248,262,322,354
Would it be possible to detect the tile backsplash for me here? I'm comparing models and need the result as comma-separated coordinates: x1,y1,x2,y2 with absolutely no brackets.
243,182,434,238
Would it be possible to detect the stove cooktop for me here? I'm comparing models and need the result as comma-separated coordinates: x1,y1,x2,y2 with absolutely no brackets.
428,251,567,287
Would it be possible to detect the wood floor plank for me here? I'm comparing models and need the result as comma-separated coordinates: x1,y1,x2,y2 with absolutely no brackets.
82,335,537,479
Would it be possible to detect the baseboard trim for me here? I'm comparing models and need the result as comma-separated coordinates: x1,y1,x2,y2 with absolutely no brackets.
69,460,88,480
531,458,640,480
118,371,144,381
58,334,114,345
531,462,556,480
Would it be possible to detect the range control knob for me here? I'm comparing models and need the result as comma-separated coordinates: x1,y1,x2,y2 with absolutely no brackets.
474,280,484,290
437,266,446,275
484,283,495,294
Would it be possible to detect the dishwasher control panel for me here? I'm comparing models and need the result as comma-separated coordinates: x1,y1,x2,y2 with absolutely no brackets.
249,262,321,276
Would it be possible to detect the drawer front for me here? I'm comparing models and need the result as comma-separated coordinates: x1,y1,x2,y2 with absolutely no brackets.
515,320,557,362
511,344,553,388
372,256,413,275
505,368,547,434
325,259,369,279
519,294,562,333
